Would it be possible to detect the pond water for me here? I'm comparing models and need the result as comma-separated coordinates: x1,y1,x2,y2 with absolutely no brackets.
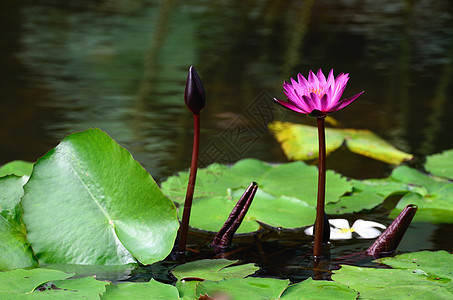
1,0,453,282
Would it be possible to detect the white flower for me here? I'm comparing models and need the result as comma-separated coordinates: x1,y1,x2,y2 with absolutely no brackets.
304,219,386,240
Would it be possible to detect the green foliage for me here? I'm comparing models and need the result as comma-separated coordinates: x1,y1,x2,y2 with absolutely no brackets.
19,128,179,265
0,160,34,177
0,175,37,270
161,158,351,232
333,251,453,299
0,268,73,298
171,259,259,281
101,279,180,300
425,149,453,180
280,278,358,300
269,122,413,165
342,165,453,223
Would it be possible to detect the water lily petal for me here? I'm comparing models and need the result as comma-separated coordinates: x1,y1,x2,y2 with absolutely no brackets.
308,70,319,87
304,226,314,236
330,228,353,240
354,227,382,239
317,69,327,85
352,220,387,230
274,98,309,114
328,219,350,229
326,69,335,87
330,91,364,112
297,73,309,87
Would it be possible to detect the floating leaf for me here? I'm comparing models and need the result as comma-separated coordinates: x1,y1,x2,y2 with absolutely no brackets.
425,149,453,180
196,277,290,300
0,175,37,270
345,165,453,223
33,276,109,299
280,278,357,300
342,129,413,165
161,159,350,232
0,160,34,177
22,128,179,265
268,122,344,160
333,251,453,298
378,250,453,280
0,268,73,297
326,190,384,215
101,279,180,300
171,259,258,281
269,122,413,165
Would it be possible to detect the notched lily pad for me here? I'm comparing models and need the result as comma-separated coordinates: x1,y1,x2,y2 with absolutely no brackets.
21,128,179,265
161,159,350,233
269,121,413,165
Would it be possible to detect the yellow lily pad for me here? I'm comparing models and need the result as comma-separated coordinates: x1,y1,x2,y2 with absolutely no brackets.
269,122,413,165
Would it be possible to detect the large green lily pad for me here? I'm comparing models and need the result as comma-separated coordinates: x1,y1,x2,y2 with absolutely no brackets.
332,251,453,298
269,122,413,165
161,159,351,233
21,128,179,265
0,175,37,270
171,259,258,281
425,149,453,180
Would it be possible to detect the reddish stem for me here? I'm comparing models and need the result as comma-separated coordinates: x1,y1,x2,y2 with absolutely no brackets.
313,116,326,260
178,113,200,254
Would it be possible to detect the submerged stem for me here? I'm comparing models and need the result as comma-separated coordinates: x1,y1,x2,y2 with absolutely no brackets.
178,113,200,255
313,116,326,259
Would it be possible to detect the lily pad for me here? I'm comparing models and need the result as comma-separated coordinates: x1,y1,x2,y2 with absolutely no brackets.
0,160,34,177
280,278,358,299
333,251,453,298
269,122,413,165
33,276,110,299
0,268,73,298
425,149,453,180
0,175,37,270
268,121,344,160
378,250,453,280
171,259,258,281
161,159,350,233
21,128,179,265
196,277,290,300
344,165,453,223
101,279,180,300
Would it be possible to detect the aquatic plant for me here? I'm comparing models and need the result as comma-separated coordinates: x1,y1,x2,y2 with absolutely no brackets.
178,66,206,255
274,69,364,259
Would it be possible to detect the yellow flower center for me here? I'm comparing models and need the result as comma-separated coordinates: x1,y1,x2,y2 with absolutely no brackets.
306,86,325,97
339,228,355,233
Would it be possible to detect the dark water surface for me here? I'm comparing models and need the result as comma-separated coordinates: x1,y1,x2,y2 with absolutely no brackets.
1,0,453,281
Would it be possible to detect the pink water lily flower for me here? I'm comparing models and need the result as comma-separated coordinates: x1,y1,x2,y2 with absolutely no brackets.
274,69,364,116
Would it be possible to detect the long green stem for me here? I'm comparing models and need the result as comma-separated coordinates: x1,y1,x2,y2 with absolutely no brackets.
178,113,200,254
313,116,326,259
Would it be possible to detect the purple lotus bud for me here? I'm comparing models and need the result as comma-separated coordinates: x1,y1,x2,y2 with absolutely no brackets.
184,66,206,114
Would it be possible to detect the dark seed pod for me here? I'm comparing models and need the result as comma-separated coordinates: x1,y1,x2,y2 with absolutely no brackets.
211,182,258,253
184,66,206,114
366,204,418,258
